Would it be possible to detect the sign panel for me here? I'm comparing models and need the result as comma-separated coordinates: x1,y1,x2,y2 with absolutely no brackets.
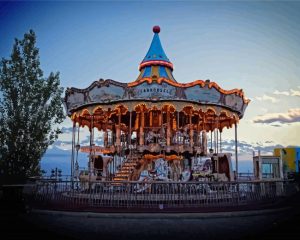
132,82,177,99
89,85,125,102
184,85,221,103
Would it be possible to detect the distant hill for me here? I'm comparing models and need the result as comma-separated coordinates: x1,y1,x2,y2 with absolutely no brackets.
41,147,88,177
43,146,72,157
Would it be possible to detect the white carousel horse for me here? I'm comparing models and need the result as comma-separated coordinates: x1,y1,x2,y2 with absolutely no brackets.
212,173,229,182
154,158,169,180
145,131,155,143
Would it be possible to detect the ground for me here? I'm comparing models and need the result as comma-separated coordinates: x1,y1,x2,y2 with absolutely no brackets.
1,185,299,240
0,201,299,240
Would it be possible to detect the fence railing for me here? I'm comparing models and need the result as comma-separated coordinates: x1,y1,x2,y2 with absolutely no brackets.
21,179,299,211
238,172,255,181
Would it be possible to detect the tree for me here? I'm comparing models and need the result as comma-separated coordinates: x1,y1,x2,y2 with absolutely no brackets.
0,30,65,182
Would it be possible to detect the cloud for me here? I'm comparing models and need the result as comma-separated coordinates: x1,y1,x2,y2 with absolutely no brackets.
290,89,300,97
273,90,290,96
60,126,87,133
272,88,300,97
220,139,284,156
253,108,300,124
255,94,278,103
61,127,73,133
254,88,300,104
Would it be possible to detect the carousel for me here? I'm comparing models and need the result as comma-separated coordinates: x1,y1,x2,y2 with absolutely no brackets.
64,26,250,183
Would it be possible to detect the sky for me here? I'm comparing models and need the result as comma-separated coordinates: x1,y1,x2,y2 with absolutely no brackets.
1,0,300,161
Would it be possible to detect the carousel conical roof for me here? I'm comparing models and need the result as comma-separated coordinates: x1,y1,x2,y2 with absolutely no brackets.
137,26,176,82
142,26,171,63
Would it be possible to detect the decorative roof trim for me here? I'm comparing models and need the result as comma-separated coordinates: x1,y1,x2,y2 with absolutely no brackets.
128,77,250,104
139,60,174,71
64,78,127,102
66,79,126,93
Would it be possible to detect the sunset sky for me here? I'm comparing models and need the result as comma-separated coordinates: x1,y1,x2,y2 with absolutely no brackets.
1,1,299,160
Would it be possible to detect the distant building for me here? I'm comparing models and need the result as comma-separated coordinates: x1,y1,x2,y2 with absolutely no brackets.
274,147,300,174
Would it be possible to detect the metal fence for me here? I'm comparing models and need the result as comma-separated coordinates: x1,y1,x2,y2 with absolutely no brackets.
21,179,299,211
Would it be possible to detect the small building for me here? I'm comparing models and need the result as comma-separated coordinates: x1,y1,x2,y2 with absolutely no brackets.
274,147,300,175
253,151,283,180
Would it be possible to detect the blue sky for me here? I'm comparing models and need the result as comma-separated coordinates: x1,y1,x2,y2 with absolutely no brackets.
1,1,300,159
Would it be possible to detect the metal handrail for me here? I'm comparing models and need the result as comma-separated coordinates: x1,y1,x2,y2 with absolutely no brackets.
15,179,298,211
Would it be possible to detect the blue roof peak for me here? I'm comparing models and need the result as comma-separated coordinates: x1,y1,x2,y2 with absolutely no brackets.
136,26,176,82
141,26,171,64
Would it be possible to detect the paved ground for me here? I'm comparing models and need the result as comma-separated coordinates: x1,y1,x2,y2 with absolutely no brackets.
1,206,299,240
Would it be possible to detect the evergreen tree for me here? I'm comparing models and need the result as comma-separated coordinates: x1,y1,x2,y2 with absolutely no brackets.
0,30,64,182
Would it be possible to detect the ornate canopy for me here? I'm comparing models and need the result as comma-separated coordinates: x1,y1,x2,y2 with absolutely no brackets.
64,26,250,132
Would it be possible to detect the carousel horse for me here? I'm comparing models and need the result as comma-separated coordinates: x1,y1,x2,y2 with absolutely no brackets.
154,158,169,180
131,159,148,181
181,169,191,182
212,173,229,182
145,131,155,143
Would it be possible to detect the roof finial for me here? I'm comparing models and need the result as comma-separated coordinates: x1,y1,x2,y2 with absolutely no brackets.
153,25,160,33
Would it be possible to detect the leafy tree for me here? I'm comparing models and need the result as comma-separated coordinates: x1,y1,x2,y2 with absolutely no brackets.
0,30,64,182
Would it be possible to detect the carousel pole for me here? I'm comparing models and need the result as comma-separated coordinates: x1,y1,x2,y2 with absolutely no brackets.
139,110,145,146
92,117,95,175
177,111,179,129
70,121,76,184
177,110,179,144
235,122,238,181
218,115,221,154
217,115,220,154
116,111,124,170
159,108,163,147
89,116,94,183
210,130,213,152
149,111,152,127
189,112,193,147
197,115,201,147
116,109,121,148
216,128,219,177
216,129,218,155
167,107,171,146
202,114,206,155
214,129,216,154
104,130,108,147
129,111,132,159
144,111,147,144
75,122,80,180
202,130,207,155
220,130,222,153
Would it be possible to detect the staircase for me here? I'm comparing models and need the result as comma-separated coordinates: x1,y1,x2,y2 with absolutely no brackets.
112,154,140,182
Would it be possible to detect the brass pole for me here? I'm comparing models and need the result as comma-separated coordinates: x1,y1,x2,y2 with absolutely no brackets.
220,130,222,153
89,116,94,183
167,107,171,146
70,121,76,184
129,111,132,145
235,122,238,180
